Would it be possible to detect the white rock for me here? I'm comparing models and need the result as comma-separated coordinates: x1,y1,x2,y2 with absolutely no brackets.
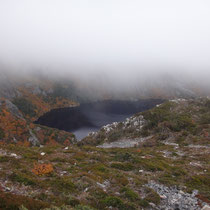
192,189,198,196
97,182,106,189
139,169,144,173
60,171,67,176
40,152,45,156
10,153,17,158
171,198,178,204
134,121,139,126
179,190,185,194
5,187,11,191
104,180,110,187
64,147,69,150
149,203,156,208
160,195,167,199
201,205,210,210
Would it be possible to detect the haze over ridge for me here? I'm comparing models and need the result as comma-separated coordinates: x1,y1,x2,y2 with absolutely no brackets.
0,0,210,89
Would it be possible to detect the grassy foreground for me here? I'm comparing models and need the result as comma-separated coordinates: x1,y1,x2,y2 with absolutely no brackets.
0,142,209,209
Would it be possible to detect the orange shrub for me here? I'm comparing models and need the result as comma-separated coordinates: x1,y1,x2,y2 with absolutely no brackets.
32,163,53,176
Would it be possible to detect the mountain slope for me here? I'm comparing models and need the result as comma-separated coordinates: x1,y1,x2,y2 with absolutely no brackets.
0,98,209,209
0,74,78,146
81,98,210,148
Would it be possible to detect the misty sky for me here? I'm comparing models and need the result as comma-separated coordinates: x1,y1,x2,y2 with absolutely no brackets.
0,0,210,80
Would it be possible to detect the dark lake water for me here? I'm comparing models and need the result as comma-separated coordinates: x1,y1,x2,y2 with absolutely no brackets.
35,99,163,140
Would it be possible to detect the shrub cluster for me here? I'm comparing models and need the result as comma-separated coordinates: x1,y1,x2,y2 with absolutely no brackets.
32,163,53,176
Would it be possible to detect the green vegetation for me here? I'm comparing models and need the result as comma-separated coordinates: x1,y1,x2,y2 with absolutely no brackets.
74,205,95,210
9,172,36,186
120,187,139,202
110,162,134,171
0,126,5,139
142,102,195,133
144,188,161,205
0,141,208,209
0,155,9,162
102,196,125,209
51,177,76,193
142,101,173,129
0,191,49,210
0,99,209,209
13,97,36,117
186,175,210,197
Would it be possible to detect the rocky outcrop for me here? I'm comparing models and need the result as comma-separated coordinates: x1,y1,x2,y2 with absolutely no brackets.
146,181,204,210
84,114,147,146
28,129,40,146
4,99,23,119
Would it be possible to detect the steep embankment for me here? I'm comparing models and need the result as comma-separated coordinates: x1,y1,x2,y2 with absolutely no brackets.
0,75,78,146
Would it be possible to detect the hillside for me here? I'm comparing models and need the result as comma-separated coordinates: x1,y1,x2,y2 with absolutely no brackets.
0,98,209,209
0,73,78,146
1,71,209,147
0,72,209,209
81,98,210,147
1,0,210,208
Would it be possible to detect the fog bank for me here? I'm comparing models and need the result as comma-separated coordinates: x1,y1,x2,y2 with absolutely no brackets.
0,0,210,89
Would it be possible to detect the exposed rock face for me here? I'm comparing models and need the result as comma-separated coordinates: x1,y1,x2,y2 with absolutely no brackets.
99,114,146,135
146,181,206,210
4,99,23,119
146,181,202,210
85,114,147,146
28,129,40,146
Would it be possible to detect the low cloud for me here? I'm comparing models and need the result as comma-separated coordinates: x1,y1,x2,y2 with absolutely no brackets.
0,0,210,89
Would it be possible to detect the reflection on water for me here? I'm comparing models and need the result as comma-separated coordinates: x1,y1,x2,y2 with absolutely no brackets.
73,127,99,140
